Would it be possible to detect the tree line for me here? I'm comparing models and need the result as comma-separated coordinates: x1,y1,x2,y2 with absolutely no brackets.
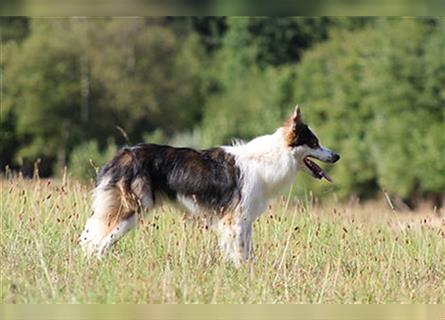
1,17,444,205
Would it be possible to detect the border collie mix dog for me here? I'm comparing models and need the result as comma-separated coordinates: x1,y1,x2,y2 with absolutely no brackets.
80,106,340,265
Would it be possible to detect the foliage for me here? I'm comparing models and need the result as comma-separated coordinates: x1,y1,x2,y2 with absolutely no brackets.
1,17,443,203
3,20,83,175
0,17,30,42
3,18,206,175
295,18,445,200
69,140,117,182
201,67,297,146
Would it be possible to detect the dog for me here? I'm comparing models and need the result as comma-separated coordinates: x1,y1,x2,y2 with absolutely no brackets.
79,105,340,265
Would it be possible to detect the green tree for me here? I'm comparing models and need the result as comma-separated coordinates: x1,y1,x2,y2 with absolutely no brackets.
69,140,117,182
295,18,445,202
364,19,445,202
3,18,208,175
200,17,378,148
0,17,30,43
200,17,335,146
3,20,83,175
201,67,297,146
82,18,207,142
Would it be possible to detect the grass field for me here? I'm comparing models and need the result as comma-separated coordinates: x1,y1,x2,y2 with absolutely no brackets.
1,176,444,303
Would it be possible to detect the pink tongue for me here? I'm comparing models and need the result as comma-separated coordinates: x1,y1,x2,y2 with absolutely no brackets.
320,170,333,182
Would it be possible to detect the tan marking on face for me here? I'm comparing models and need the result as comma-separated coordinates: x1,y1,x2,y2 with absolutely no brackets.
283,106,303,147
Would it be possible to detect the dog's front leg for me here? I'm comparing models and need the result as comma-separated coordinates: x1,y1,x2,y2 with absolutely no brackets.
217,214,253,266
242,222,253,260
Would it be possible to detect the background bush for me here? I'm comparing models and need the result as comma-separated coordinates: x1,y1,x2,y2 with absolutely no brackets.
68,140,117,182
1,17,443,205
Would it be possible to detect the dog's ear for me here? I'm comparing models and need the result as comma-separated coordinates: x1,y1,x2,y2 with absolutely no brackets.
291,105,302,128
285,105,303,146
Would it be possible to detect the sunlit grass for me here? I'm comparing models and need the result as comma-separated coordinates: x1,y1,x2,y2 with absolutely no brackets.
1,176,444,303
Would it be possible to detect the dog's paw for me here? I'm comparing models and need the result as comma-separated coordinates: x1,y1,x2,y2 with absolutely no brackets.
79,218,107,257
79,233,99,256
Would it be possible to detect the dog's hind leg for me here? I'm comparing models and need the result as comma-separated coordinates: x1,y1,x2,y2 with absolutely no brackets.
80,175,154,257
80,177,137,256
96,213,137,257
95,177,154,257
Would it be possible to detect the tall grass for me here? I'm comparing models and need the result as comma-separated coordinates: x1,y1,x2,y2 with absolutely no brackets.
1,176,444,303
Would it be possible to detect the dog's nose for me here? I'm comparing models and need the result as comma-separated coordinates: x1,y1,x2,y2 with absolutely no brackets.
332,153,340,163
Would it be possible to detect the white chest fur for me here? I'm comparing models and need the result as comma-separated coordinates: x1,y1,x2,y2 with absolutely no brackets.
224,128,298,216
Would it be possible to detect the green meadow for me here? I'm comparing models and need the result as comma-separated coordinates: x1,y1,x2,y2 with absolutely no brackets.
2,177,443,303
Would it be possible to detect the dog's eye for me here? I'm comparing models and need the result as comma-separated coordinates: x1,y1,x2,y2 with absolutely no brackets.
309,141,319,148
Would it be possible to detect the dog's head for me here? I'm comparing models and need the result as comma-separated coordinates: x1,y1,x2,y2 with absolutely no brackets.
285,105,340,182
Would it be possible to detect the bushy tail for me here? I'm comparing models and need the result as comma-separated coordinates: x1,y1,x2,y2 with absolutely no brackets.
80,148,143,256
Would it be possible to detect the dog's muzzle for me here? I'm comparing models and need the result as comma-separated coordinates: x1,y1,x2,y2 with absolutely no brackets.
331,153,340,163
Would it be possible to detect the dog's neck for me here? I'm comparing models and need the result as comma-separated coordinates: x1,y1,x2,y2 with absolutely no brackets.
223,127,298,197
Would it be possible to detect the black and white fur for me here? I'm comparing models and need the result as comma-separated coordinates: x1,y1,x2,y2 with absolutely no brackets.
80,106,340,265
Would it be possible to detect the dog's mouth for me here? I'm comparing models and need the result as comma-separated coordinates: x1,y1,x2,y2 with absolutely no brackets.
304,156,332,182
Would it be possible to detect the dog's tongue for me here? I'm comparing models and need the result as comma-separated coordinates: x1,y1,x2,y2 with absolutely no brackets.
320,170,332,182
306,158,333,183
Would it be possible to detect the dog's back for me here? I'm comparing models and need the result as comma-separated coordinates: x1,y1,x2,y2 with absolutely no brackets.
80,143,242,256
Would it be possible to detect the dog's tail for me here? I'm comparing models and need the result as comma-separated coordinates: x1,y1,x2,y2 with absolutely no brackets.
94,147,142,223
80,147,151,255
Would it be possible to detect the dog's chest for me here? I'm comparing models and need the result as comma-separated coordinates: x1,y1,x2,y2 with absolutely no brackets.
259,152,297,197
